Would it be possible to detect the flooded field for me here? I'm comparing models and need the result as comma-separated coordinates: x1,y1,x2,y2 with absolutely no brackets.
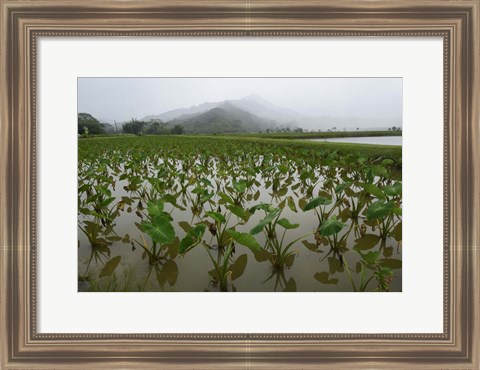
78,135,402,292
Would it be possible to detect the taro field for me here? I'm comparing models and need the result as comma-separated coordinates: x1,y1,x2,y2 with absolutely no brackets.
78,135,402,292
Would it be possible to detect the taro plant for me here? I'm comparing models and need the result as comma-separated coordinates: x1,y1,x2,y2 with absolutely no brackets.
353,250,395,292
133,199,176,266
249,203,312,269
302,194,333,224
316,216,349,265
179,223,260,291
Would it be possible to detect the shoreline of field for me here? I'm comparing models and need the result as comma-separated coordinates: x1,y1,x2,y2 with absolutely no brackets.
79,133,402,166
219,130,401,140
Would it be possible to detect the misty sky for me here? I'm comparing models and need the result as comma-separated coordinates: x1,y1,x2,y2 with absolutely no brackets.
78,78,402,128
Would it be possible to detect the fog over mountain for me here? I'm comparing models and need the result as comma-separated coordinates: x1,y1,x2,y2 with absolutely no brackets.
143,95,299,125
78,78,402,131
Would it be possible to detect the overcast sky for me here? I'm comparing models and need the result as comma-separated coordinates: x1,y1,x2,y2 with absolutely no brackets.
78,77,402,127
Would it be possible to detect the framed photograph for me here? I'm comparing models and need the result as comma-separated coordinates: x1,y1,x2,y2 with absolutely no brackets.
1,0,479,368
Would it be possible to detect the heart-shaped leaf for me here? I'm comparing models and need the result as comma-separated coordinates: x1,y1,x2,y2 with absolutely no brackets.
303,196,332,211
147,200,164,216
277,218,299,229
179,224,206,253
319,217,345,237
363,183,386,200
205,211,226,224
226,229,261,252
141,216,175,245
365,200,395,220
383,182,402,197
250,208,281,235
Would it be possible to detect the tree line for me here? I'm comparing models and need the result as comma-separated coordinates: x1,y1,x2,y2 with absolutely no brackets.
78,113,184,137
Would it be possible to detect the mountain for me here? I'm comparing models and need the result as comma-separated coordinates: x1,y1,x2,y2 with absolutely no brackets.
169,102,277,134
143,101,219,122
142,95,303,127
140,95,400,133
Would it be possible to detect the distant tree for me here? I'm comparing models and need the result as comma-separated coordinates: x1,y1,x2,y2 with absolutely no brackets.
294,127,304,133
266,128,271,133
78,113,105,135
122,119,146,135
170,124,185,135
145,119,168,135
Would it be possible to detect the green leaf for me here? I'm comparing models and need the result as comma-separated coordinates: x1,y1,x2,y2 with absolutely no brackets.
364,251,381,265
278,164,289,174
335,182,351,194
218,192,234,205
393,207,402,216
354,234,380,250
372,165,389,177
249,203,274,214
200,192,214,203
365,200,395,220
100,196,116,207
363,183,386,200
99,256,121,278
226,229,261,252
232,179,247,193
250,208,281,235
277,218,299,229
383,182,402,196
229,254,248,281
179,224,206,254
191,186,204,194
228,205,249,221
205,211,226,224
319,217,345,237
163,194,177,205
314,271,339,285
303,196,332,211
147,200,164,216
141,217,175,245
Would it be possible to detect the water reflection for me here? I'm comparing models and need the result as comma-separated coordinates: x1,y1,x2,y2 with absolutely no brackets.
78,137,402,292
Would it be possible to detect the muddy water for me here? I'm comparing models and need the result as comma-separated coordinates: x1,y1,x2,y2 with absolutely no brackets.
78,167,402,292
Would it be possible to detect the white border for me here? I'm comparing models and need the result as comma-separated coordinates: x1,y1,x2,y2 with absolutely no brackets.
38,37,443,333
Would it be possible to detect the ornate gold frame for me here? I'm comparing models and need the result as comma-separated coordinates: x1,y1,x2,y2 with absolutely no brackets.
1,0,479,368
